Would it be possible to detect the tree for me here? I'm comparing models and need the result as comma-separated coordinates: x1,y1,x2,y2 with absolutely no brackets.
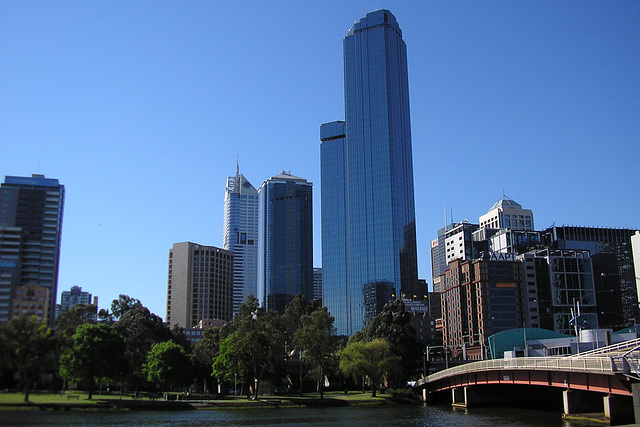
359,300,421,385
339,338,400,397
192,327,221,394
110,294,142,320
293,307,337,399
0,316,55,401
54,304,98,348
143,340,192,392
113,305,173,394
212,295,285,399
59,323,127,399
282,294,320,356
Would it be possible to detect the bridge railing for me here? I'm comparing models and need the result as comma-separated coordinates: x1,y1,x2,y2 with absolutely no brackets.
420,356,626,385
568,338,640,358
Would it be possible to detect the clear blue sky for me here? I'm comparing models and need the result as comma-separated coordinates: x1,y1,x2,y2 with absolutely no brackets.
2,1,638,319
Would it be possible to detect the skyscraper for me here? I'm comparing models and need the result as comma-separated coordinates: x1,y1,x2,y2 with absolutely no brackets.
321,10,418,335
257,172,313,314
223,164,259,315
0,174,64,327
58,285,96,312
166,242,233,328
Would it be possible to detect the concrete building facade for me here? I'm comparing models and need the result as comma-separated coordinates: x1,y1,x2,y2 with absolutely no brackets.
166,242,233,328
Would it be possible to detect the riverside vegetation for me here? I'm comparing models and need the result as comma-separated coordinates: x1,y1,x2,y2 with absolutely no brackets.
0,295,422,406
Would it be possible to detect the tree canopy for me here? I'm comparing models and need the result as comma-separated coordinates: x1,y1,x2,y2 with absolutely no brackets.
143,340,191,391
113,304,174,394
212,295,285,399
339,337,400,397
59,323,127,399
356,299,421,384
293,306,337,399
0,315,55,401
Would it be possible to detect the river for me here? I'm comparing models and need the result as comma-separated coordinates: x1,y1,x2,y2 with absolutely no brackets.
0,404,579,426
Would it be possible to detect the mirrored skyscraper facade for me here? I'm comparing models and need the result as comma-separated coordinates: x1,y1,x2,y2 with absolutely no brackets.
257,172,313,314
223,165,259,315
321,10,418,336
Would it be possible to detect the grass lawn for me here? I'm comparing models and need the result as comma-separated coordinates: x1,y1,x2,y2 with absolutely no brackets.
0,390,389,406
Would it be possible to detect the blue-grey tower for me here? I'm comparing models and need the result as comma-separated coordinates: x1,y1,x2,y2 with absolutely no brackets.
257,172,313,314
321,10,418,335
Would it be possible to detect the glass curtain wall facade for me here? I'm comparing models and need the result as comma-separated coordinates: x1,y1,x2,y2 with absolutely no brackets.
0,174,64,327
257,172,313,314
321,10,418,336
223,165,259,315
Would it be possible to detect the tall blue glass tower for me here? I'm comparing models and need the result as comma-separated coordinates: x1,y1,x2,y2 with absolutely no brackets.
257,172,314,314
321,10,418,336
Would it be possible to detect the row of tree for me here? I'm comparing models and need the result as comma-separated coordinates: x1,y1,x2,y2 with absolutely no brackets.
0,294,421,401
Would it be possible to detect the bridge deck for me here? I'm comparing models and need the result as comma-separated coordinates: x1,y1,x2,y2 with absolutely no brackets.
417,340,640,397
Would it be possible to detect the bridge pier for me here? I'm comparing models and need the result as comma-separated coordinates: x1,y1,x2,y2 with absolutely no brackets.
451,387,466,407
451,386,484,408
562,389,602,415
633,383,640,423
603,394,633,423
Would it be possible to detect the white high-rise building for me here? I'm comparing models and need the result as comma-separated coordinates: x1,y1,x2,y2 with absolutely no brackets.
223,164,259,315
479,196,534,231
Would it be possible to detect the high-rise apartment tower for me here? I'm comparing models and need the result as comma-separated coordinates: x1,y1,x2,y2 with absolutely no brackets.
166,242,233,328
223,164,259,315
0,174,64,327
321,10,419,335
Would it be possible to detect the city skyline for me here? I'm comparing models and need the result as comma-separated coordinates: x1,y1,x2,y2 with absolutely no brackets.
1,2,638,318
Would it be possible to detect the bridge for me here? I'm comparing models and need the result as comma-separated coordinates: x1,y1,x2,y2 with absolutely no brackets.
416,338,640,423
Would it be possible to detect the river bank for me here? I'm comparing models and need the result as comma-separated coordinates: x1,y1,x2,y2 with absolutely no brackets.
0,392,418,412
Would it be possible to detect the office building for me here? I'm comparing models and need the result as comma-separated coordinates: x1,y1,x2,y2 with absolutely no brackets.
57,285,98,319
166,242,233,328
518,248,596,335
321,9,418,335
223,164,259,315
444,221,479,267
430,223,456,293
313,267,323,304
59,285,93,311
257,172,313,314
440,257,524,359
0,174,64,327
542,226,639,329
632,231,640,306
479,196,534,231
